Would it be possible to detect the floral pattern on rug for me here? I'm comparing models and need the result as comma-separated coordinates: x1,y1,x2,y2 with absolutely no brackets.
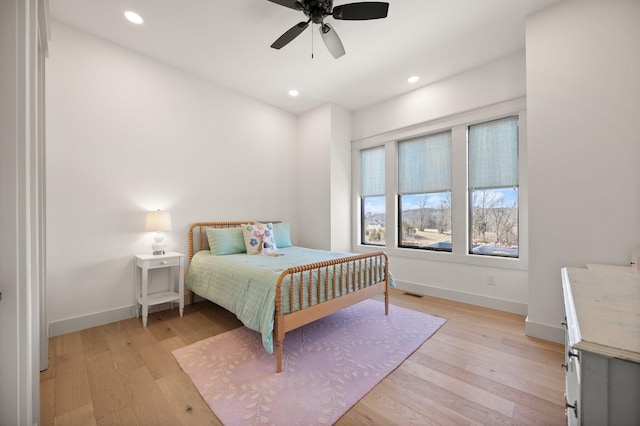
172,299,445,425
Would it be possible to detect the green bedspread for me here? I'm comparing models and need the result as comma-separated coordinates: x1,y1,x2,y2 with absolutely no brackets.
187,246,389,354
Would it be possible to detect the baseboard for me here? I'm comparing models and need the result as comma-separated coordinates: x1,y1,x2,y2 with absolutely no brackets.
524,316,564,344
48,303,174,337
49,285,532,338
396,280,528,316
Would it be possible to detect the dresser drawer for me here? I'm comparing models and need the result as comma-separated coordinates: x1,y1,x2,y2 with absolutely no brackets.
565,349,580,424
147,257,180,268
564,318,580,425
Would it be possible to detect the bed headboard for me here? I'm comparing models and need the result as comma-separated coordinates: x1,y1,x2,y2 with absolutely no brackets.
188,221,281,260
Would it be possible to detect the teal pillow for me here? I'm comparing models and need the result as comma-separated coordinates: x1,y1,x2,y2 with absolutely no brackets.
273,222,292,248
206,227,246,255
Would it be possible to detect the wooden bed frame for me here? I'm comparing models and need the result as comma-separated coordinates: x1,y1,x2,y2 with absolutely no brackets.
188,221,390,373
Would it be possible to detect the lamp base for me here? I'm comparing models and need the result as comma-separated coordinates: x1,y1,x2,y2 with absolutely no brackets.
151,232,166,255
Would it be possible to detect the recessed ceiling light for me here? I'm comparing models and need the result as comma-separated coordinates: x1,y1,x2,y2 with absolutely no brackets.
124,11,144,24
288,90,299,97
407,75,420,84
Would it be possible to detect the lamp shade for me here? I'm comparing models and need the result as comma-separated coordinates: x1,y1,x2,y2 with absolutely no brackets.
145,210,172,232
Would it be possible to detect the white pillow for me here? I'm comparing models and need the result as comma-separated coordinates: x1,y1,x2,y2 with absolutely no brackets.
241,223,278,255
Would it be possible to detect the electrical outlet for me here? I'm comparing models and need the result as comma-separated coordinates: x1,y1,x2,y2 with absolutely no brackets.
487,274,496,285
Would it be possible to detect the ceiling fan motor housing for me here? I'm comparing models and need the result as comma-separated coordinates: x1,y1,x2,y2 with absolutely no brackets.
300,0,334,24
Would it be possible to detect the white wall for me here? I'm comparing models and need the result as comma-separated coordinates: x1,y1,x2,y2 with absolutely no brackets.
297,103,352,252
352,52,526,141
351,52,529,314
297,105,332,249
329,105,352,253
46,22,298,334
525,0,640,341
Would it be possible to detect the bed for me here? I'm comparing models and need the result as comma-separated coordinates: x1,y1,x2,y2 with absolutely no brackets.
187,221,390,372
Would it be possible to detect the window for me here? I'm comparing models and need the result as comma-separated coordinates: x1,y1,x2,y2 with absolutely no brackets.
360,146,385,245
468,116,519,258
397,131,452,251
353,99,525,265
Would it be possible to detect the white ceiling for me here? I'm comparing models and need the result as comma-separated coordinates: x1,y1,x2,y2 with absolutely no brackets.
49,0,561,115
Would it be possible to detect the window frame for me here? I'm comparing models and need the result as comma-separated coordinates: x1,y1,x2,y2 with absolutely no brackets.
359,146,386,246
467,116,520,258
396,130,453,251
351,97,528,271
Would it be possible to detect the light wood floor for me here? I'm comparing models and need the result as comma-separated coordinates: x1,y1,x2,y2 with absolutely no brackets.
41,289,566,425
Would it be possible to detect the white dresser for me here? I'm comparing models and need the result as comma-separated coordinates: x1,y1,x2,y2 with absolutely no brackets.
561,267,640,425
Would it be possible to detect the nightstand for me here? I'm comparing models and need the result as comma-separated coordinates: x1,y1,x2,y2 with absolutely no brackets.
134,251,185,327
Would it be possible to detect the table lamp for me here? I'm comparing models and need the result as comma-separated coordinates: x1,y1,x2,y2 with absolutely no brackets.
145,210,172,255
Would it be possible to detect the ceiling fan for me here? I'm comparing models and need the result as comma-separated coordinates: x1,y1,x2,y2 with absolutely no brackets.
268,0,389,59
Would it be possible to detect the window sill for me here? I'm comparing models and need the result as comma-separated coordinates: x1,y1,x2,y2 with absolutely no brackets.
353,244,527,271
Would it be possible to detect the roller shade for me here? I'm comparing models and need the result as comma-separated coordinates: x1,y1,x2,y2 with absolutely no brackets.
360,146,385,197
398,131,451,194
468,116,518,189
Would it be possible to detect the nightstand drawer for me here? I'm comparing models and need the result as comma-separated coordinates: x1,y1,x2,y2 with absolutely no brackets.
147,257,180,268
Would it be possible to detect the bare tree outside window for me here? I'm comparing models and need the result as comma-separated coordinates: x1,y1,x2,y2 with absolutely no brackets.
399,192,452,251
470,188,518,257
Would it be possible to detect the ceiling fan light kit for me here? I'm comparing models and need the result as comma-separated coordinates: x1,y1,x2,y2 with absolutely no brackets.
268,0,389,59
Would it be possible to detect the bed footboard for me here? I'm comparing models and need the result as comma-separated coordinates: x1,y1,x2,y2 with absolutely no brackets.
273,251,389,372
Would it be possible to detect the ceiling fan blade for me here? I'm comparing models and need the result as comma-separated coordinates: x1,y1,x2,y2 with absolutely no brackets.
267,0,303,11
271,21,310,49
320,23,345,59
332,2,389,20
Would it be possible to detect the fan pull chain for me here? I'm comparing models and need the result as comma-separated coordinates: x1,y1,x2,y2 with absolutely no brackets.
311,23,314,59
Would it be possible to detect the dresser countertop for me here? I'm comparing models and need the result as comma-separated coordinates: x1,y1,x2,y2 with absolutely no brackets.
562,267,640,363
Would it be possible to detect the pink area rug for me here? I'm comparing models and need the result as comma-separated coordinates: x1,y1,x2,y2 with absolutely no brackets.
172,299,445,425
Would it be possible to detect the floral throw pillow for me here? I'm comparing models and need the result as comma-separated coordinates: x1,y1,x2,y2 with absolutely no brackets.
241,223,278,255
